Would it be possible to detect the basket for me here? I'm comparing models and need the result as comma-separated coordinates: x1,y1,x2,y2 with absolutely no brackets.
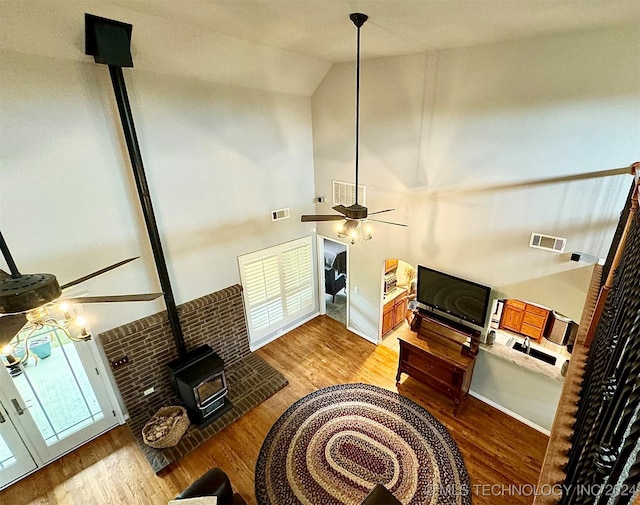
142,406,190,449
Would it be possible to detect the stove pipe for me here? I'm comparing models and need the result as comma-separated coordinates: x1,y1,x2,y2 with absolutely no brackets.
85,14,187,358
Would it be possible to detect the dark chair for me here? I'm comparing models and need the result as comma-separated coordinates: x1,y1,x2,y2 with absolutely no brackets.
325,266,346,302
175,468,400,505
333,250,347,275
174,467,247,504
361,484,403,504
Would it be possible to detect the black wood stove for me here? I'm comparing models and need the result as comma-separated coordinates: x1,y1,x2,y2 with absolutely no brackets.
168,344,232,428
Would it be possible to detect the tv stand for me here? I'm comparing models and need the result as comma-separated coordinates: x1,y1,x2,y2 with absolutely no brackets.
397,311,480,415
410,311,480,356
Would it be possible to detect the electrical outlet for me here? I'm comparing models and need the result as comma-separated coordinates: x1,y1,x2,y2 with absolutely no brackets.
111,356,129,368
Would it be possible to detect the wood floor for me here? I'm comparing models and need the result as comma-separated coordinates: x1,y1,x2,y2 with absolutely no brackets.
2,316,549,504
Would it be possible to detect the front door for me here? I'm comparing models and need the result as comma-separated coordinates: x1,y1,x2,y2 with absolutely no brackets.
0,314,118,490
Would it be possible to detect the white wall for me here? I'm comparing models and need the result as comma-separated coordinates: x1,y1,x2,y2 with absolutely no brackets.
312,24,640,341
0,2,329,335
471,351,562,432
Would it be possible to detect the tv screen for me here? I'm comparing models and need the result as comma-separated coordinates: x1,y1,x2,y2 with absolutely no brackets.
417,266,491,327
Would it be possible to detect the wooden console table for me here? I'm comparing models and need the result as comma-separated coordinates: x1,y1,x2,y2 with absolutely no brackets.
396,311,479,415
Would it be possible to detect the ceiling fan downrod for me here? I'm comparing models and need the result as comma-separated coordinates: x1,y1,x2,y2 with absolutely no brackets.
0,230,21,278
350,13,367,207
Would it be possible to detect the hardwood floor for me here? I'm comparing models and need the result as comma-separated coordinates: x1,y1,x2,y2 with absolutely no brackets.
2,315,549,504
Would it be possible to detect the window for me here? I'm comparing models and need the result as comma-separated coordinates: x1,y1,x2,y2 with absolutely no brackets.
239,236,315,343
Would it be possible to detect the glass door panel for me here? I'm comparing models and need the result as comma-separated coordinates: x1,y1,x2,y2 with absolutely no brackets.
10,325,105,446
0,314,118,469
0,400,37,490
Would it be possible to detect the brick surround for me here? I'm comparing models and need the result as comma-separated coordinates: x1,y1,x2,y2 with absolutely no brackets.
99,284,288,472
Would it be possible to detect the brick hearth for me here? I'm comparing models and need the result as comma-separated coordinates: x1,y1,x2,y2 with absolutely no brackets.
99,284,287,472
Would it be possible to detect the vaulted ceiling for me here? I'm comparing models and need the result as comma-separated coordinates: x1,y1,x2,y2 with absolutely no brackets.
111,0,640,62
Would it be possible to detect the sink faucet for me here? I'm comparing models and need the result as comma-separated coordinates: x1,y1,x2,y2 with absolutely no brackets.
523,337,531,355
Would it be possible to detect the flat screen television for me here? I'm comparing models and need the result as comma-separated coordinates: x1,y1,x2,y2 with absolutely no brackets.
417,266,491,328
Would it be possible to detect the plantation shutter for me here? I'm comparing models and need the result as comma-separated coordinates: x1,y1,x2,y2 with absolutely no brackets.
239,236,315,343
243,254,283,335
282,244,313,317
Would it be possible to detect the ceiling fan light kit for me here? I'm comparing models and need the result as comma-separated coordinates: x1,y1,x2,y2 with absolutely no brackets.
300,13,408,242
338,219,373,245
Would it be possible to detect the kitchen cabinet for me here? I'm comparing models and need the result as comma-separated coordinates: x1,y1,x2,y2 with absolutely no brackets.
382,302,395,335
384,258,398,274
501,299,525,333
500,299,550,341
393,299,406,328
381,291,407,337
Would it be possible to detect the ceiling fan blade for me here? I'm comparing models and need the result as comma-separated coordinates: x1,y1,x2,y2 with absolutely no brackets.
368,208,396,216
301,215,345,222
368,219,408,228
60,293,163,304
59,257,139,291
332,205,349,215
0,313,27,346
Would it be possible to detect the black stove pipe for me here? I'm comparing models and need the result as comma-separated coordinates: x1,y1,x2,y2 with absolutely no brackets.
85,14,187,358
107,65,187,358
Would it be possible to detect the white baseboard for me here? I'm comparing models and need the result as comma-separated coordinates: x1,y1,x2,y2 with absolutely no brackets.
469,390,551,436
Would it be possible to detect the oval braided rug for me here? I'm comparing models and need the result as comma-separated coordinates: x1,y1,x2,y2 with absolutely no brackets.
255,383,471,505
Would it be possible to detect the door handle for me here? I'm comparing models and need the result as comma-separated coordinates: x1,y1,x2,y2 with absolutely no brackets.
11,398,30,415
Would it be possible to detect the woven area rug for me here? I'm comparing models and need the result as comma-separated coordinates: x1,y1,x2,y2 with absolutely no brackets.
255,383,471,505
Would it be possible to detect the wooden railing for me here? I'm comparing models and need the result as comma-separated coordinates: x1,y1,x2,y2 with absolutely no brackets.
535,163,640,505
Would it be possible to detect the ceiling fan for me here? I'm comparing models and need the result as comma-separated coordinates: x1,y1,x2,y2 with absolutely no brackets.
301,13,407,242
0,229,162,354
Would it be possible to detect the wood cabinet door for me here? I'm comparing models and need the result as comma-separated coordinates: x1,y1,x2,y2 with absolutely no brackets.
393,298,406,328
382,307,394,335
384,258,398,273
501,305,524,332
521,322,544,340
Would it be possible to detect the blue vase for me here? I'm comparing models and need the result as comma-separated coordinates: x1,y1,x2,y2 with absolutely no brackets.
29,340,52,359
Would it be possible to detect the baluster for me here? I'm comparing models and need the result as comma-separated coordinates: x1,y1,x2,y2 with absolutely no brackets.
563,272,625,491
602,384,640,505
561,206,640,504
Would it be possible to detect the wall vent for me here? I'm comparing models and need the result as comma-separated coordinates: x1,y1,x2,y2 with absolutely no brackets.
271,208,290,221
332,180,366,207
530,233,567,253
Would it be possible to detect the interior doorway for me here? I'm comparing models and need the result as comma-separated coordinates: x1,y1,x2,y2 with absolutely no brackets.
380,258,417,352
318,237,348,326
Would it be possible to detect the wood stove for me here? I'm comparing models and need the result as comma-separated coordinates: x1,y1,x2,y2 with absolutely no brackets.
168,344,233,428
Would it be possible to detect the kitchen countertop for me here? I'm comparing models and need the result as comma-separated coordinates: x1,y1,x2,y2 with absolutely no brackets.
383,286,407,304
479,329,569,382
